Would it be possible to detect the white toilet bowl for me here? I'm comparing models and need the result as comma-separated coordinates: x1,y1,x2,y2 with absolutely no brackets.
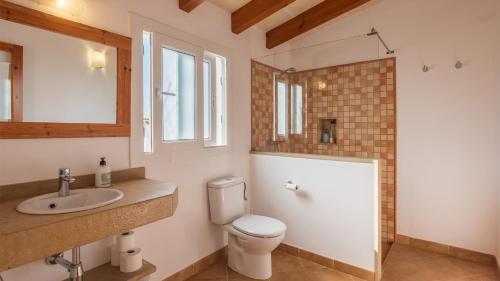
224,215,286,280
207,177,287,280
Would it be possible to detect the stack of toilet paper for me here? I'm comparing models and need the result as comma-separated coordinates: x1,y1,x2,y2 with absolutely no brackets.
111,231,144,273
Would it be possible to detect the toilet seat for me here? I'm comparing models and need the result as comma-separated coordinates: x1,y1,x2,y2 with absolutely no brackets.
232,215,286,238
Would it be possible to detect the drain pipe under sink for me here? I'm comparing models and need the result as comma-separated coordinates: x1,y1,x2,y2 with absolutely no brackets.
46,247,84,281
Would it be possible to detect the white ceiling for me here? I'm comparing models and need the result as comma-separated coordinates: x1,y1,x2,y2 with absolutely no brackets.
208,0,324,30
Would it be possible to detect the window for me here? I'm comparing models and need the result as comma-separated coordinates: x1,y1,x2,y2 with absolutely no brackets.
274,76,287,138
0,58,11,121
140,30,228,153
290,83,303,134
203,51,227,147
161,48,196,142
142,31,153,152
203,60,211,140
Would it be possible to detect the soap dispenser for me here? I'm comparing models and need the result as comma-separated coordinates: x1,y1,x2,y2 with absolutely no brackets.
95,157,111,187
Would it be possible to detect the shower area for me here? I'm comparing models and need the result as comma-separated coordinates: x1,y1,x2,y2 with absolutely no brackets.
250,30,396,260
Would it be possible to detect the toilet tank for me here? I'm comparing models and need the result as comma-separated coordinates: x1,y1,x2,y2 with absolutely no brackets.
208,176,246,225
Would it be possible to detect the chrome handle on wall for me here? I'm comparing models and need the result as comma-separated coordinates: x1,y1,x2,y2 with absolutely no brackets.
243,182,248,201
156,88,176,98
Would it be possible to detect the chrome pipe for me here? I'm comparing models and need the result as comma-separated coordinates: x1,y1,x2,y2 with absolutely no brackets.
72,247,81,265
46,247,84,281
71,248,83,281
367,27,395,55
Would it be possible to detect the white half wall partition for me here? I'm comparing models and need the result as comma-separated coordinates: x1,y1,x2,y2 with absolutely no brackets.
250,152,379,272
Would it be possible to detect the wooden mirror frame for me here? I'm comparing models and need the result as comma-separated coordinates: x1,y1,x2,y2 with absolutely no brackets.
0,0,131,138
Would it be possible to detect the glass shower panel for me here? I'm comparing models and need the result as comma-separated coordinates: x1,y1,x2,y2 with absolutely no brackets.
253,34,380,71
251,32,395,260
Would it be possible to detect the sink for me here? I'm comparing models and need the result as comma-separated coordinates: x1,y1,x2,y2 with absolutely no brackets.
16,188,125,215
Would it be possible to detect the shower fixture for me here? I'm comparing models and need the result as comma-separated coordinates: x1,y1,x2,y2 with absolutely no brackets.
278,67,296,77
276,67,297,78
367,27,395,55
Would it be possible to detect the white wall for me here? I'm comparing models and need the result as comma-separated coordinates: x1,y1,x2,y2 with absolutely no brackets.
0,0,251,280
250,0,500,255
0,19,117,123
250,154,378,271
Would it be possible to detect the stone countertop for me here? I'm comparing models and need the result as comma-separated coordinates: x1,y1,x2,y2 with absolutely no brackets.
0,178,178,271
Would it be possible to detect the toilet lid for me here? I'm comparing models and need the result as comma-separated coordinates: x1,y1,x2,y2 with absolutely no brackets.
232,215,286,238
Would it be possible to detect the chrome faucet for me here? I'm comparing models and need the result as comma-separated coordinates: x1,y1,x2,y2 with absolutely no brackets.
58,168,75,197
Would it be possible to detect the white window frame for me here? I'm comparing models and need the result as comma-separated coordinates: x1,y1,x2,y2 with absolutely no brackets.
153,33,204,153
130,14,232,166
204,51,227,147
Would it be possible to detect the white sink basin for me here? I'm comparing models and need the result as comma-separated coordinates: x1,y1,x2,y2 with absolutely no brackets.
16,188,125,215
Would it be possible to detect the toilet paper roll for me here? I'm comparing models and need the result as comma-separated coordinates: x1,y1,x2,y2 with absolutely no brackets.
120,248,143,273
110,245,120,266
117,231,135,252
285,182,298,191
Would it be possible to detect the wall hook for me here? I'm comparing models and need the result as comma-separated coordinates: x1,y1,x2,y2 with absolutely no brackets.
422,65,430,73
455,60,463,69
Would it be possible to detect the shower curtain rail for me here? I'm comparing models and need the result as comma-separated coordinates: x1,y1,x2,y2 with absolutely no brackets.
367,27,395,55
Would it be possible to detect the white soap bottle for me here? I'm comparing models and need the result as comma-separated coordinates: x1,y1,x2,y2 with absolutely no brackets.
95,157,111,187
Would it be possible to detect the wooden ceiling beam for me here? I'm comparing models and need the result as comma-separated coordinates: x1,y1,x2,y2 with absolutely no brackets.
266,0,372,48
179,0,205,12
232,0,296,34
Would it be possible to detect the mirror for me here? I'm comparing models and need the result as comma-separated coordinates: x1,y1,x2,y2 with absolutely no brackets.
0,0,131,139
0,44,12,121
0,19,117,124
0,40,22,122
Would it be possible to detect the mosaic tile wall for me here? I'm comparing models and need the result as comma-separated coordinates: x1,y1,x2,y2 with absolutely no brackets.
251,58,396,243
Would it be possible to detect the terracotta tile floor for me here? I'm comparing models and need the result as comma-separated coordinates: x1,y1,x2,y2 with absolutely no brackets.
187,250,363,281
188,245,500,281
381,244,500,281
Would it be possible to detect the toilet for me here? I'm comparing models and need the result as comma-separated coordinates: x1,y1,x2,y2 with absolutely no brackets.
208,177,286,280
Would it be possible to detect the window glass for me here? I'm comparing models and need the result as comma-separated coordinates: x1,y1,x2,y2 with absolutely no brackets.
277,81,287,136
0,60,11,121
204,51,227,147
142,31,153,152
291,83,303,134
203,60,211,140
162,48,195,142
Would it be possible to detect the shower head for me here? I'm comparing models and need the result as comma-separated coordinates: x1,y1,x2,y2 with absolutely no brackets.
278,67,296,77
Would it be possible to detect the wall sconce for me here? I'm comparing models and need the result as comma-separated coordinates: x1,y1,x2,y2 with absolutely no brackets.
32,0,86,16
90,50,106,69
317,81,326,90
